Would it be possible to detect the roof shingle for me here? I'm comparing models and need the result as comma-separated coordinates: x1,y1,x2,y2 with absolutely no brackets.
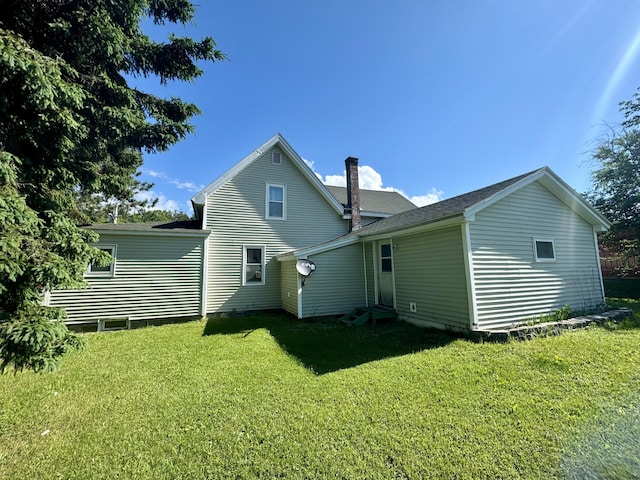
352,169,540,237
324,185,417,215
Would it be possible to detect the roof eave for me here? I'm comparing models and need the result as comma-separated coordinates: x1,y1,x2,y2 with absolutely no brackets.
191,133,345,216
462,167,611,230
277,235,359,260
356,213,466,242
87,227,211,238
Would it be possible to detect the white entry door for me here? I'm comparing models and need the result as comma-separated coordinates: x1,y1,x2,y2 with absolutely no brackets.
378,241,394,306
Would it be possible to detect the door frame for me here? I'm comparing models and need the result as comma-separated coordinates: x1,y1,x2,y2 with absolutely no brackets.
376,239,396,308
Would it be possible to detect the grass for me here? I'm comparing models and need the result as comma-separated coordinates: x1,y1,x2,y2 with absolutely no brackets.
1,303,640,479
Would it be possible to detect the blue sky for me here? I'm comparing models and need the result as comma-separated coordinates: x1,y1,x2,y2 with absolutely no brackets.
130,1,640,212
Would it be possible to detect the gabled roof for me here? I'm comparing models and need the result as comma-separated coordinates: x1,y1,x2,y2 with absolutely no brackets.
279,166,611,258
191,133,344,216
324,185,417,216
353,166,610,238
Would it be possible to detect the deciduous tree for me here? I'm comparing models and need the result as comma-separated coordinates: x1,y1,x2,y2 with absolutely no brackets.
588,91,640,277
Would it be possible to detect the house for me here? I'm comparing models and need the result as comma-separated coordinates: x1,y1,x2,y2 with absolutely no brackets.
46,221,210,328
47,133,610,332
279,167,611,330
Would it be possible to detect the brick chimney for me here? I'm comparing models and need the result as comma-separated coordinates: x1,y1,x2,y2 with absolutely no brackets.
345,156,361,231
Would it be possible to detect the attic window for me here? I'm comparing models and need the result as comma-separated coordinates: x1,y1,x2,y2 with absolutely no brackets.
87,245,116,277
534,239,556,262
272,152,282,165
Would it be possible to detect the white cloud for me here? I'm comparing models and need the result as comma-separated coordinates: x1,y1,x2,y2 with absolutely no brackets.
324,174,347,187
141,168,204,192
169,179,204,192
303,157,324,181
145,169,164,178
408,188,444,207
135,190,182,212
302,158,314,169
312,163,444,207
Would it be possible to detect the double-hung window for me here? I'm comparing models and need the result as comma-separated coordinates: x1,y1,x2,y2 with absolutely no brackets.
266,184,286,220
243,246,265,285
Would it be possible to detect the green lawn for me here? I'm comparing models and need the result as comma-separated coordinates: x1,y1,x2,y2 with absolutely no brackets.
1,303,640,479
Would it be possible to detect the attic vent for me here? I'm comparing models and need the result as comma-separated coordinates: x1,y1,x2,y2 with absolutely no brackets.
272,152,282,165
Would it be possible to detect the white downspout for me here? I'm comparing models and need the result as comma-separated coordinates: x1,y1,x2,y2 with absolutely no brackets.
296,265,303,319
362,242,368,307
593,229,606,305
461,222,479,329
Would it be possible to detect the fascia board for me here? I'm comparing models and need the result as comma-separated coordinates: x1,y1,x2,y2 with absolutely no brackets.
463,169,544,221
343,211,392,219
276,136,345,215
276,236,359,261
536,172,612,231
191,133,344,215
357,215,465,242
90,229,211,238
191,133,284,206
463,167,611,231
276,253,295,262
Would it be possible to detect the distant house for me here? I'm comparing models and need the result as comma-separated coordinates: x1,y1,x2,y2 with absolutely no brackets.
47,133,610,332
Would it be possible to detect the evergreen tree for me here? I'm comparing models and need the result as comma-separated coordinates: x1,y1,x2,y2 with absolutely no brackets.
0,0,224,372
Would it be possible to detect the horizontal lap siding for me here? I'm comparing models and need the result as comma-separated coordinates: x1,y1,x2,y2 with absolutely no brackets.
470,181,604,329
50,234,204,322
280,260,298,316
392,226,470,330
301,244,365,317
205,146,347,313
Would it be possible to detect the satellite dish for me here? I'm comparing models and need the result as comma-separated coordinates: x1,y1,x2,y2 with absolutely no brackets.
296,259,316,286
296,259,316,276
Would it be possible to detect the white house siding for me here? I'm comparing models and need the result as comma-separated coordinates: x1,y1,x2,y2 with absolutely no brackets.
280,258,298,316
470,181,605,329
389,226,470,331
205,146,348,313
300,243,366,317
49,233,205,322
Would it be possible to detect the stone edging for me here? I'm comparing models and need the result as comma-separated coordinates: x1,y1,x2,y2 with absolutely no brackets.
470,308,634,342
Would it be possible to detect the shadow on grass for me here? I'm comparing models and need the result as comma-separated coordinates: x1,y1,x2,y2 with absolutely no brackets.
203,311,459,375
603,298,640,331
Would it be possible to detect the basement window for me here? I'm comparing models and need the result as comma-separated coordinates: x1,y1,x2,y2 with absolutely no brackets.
534,239,556,262
87,245,116,277
243,246,265,285
266,184,286,220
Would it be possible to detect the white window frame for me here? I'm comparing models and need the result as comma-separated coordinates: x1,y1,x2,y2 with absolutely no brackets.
533,238,556,262
272,151,282,165
266,183,286,220
87,245,117,277
242,245,266,286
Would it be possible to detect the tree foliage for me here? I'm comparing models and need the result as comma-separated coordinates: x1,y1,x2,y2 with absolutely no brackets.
588,90,640,277
0,0,223,372
72,191,190,224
